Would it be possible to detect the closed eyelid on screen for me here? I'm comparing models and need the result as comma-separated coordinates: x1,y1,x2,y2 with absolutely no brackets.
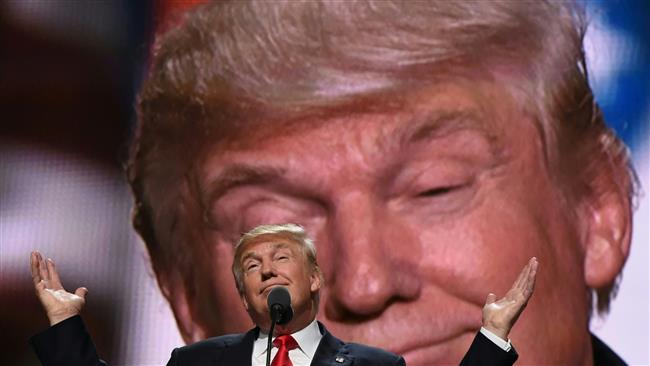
418,185,462,197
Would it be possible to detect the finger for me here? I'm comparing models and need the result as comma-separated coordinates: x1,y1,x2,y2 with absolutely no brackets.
524,258,538,297
507,263,527,298
516,258,537,301
485,293,497,305
30,251,42,286
505,260,534,302
514,259,532,291
522,258,537,284
38,252,50,283
74,287,88,300
528,257,538,279
47,258,63,289
530,257,538,277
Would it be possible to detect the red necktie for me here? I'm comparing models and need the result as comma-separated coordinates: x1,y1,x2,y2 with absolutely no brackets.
271,334,299,366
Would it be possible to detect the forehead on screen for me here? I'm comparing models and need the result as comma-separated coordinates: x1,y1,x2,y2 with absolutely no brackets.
199,81,509,200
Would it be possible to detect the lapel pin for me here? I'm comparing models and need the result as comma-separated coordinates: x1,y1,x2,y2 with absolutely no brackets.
335,356,345,363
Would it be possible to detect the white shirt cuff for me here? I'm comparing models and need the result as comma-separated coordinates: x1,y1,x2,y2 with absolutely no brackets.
479,327,512,352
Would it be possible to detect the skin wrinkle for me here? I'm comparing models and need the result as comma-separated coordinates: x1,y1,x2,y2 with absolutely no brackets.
202,107,503,217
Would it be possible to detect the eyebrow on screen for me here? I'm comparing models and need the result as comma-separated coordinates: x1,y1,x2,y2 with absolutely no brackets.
404,109,496,145
203,164,286,207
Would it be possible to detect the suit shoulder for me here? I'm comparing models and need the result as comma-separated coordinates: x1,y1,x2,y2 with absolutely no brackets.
168,332,249,365
176,332,246,353
345,342,404,365
592,334,627,366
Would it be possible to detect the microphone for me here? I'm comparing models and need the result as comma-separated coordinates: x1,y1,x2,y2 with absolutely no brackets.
267,286,293,325
266,287,294,366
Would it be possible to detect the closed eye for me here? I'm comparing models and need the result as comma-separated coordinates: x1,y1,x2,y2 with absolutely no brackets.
245,263,260,272
418,185,460,197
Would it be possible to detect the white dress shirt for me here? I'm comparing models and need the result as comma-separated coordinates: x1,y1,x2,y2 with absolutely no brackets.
252,320,323,366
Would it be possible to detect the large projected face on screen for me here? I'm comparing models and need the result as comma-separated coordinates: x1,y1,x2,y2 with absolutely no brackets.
127,2,635,365
185,81,629,365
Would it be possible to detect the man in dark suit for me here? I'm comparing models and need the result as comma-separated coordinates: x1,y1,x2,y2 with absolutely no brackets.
30,224,537,365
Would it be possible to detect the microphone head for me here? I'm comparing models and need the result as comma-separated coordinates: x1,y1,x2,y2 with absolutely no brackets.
267,286,291,308
267,286,293,325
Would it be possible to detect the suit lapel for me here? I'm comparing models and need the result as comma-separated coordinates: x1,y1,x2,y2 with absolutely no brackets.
216,327,257,366
310,322,354,366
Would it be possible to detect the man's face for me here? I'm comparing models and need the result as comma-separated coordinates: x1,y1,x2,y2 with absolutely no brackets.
237,235,321,333
188,79,593,365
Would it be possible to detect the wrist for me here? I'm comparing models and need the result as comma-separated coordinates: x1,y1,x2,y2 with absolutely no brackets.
48,311,79,326
483,324,509,341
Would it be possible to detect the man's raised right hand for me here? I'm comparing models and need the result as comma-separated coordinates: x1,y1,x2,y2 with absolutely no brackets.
30,251,87,326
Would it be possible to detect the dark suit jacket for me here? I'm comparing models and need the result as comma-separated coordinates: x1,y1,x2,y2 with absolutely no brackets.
30,315,522,366
167,322,404,366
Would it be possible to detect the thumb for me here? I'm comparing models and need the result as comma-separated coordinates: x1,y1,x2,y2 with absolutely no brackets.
485,292,497,305
75,287,88,300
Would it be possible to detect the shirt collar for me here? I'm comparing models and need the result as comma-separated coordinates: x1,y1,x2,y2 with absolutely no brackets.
255,319,323,359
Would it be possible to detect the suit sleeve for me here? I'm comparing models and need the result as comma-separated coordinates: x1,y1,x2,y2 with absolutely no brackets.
29,315,108,366
459,331,518,366
165,348,178,366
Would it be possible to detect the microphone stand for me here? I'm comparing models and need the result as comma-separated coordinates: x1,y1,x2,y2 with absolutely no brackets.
266,304,280,366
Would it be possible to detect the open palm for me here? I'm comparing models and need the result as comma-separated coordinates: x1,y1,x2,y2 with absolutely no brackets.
482,257,538,340
30,251,88,326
